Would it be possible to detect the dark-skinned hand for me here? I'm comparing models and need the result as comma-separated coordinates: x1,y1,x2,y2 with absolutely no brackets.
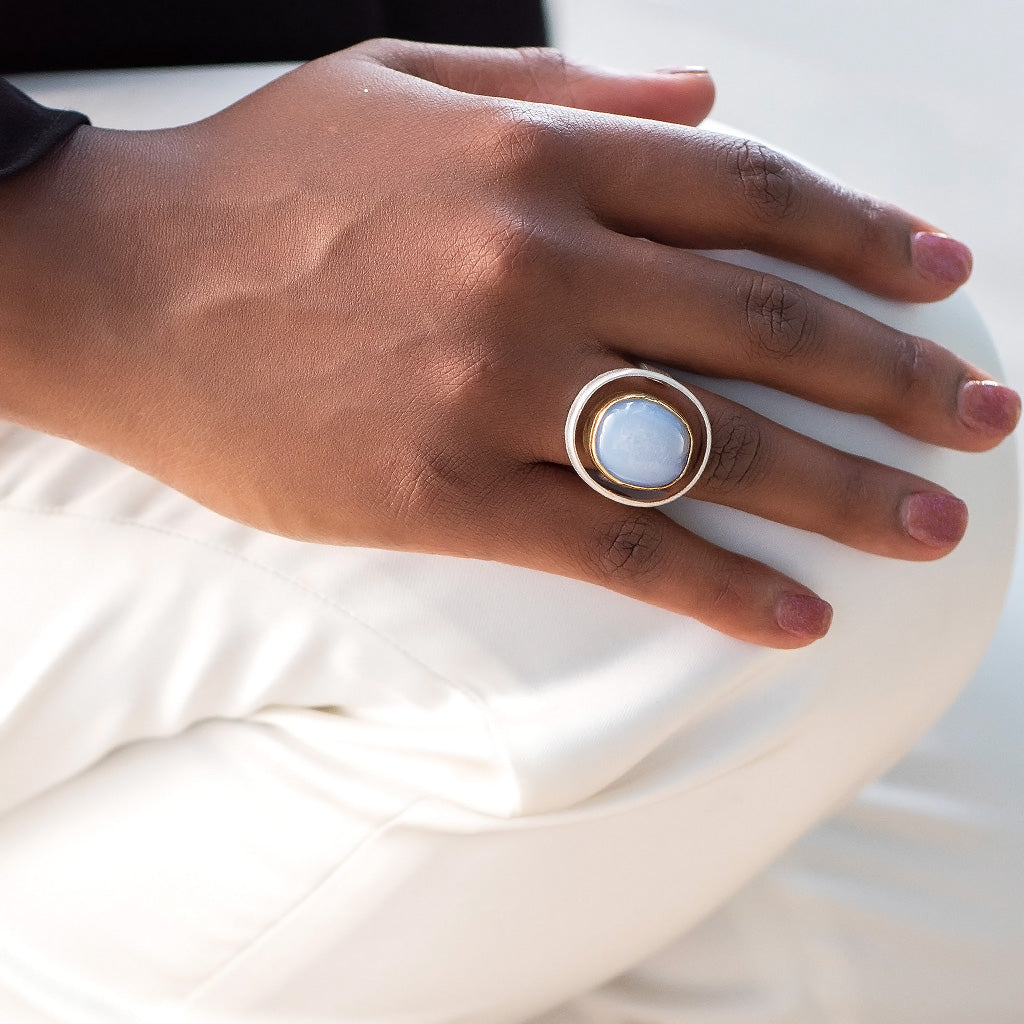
0,40,1018,647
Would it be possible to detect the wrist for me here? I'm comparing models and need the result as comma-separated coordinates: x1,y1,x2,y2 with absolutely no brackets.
0,124,152,446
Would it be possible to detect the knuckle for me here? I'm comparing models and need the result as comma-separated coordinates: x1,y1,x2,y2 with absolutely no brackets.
831,460,876,530
346,36,403,61
706,558,759,616
741,272,817,359
705,412,765,493
458,211,560,306
848,194,900,263
888,332,930,402
514,46,573,98
391,448,464,522
590,513,668,585
727,139,799,223
393,444,499,523
487,106,570,177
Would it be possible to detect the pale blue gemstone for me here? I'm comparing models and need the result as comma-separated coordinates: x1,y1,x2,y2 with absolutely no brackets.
593,397,690,488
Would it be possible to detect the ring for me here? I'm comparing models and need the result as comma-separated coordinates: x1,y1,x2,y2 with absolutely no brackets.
564,368,713,507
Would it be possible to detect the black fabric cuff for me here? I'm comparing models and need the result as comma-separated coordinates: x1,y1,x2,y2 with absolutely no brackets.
0,78,89,180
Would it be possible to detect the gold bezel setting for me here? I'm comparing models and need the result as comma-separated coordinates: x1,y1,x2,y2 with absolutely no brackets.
586,394,695,491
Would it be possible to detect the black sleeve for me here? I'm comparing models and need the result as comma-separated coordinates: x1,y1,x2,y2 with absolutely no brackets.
0,79,89,180
2,1,547,74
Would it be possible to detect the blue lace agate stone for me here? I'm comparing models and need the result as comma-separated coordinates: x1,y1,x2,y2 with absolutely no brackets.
592,397,691,489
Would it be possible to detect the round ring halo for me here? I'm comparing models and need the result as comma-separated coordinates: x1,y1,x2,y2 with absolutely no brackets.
565,368,712,507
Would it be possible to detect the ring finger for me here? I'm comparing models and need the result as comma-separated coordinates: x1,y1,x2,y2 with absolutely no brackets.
678,381,967,559
540,362,968,562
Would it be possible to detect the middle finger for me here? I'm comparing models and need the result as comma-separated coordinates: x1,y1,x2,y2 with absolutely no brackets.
582,232,1018,452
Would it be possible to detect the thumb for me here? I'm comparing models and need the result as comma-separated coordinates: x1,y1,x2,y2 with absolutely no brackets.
355,39,715,127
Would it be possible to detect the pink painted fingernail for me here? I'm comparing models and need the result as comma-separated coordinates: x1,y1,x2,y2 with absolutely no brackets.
958,379,1022,434
654,66,709,74
775,593,833,640
912,231,973,286
900,492,968,548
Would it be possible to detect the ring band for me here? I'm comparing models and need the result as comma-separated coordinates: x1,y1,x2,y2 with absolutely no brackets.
565,368,713,507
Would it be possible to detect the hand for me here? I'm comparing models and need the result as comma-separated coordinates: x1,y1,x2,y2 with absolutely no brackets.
0,40,1018,647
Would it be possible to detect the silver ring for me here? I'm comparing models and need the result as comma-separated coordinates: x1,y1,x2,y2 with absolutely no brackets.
564,368,713,507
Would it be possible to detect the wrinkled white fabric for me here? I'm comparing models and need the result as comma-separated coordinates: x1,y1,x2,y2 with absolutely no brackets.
0,69,1019,1023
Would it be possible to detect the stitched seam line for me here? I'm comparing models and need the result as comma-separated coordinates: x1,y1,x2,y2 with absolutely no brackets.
180,797,424,1008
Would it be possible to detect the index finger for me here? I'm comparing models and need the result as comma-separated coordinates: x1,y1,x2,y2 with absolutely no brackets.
574,118,972,302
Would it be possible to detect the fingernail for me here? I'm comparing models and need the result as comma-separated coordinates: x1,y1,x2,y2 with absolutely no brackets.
775,593,833,640
654,65,709,75
912,231,973,286
958,379,1022,434
900,492,968,548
